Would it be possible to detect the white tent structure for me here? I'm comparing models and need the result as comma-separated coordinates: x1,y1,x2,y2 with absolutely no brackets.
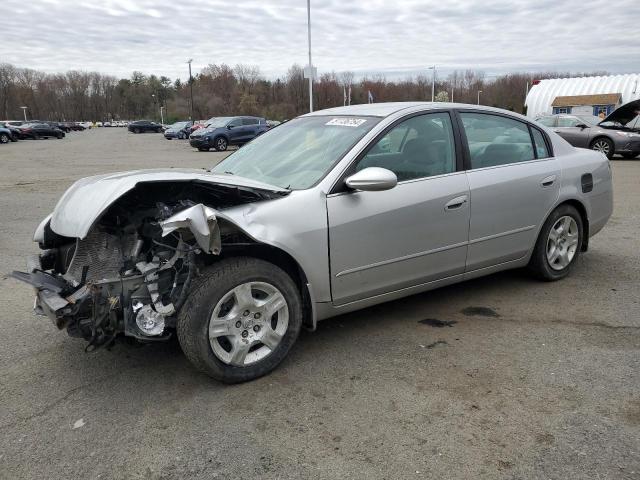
525,74,640,118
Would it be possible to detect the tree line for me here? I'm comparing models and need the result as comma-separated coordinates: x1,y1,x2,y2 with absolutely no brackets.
0,62,607,123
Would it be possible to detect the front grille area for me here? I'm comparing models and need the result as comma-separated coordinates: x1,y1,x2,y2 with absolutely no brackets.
64,229,135,284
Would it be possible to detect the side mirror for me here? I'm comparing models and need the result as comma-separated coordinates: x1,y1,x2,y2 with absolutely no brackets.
345,167,397,192
227,124,234,130
576,123,588,129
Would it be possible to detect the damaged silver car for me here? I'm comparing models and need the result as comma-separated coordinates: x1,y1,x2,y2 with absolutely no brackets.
12,103,613,383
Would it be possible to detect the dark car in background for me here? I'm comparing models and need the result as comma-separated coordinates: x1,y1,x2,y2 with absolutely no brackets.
17,123,65,140
536,101,640,159
189,116,269,151
0,122,21,142
163,121,193,139
128,120,163,134
0,126,15,144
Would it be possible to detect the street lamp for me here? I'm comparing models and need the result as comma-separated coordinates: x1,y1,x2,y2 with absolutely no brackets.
306,0,314,112
160,105,166,125
187,59,194,121
428,66,435,102
20,106,28,121
477,90,483,105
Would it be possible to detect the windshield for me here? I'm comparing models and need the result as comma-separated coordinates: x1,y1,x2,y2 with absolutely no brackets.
170,121,189,129
206,117,231,129
212,115,381,190
577,115,601,126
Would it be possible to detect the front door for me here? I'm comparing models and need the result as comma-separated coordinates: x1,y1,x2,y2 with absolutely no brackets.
554,116,590,148
458,111,561,271
327,112,470,305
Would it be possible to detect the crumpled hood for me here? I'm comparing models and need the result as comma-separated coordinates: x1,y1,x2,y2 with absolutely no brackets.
49,168,288,239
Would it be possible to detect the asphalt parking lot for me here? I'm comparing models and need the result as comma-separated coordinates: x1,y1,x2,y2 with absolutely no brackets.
0,128,638,480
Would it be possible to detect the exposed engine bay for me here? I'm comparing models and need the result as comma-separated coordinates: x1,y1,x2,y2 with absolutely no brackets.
11,181,287,351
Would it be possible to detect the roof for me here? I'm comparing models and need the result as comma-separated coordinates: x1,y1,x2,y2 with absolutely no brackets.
303,102,528,119
551,93,621,107
525,74,640,118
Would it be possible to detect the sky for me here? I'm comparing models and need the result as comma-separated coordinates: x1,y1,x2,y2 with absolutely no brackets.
2,0,639,81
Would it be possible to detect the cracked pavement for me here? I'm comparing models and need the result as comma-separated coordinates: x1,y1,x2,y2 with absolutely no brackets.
0,129,638,479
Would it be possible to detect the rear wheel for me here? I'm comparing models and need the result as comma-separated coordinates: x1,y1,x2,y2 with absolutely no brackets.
214,136,228,151
177,257,302,383
134,128,141,134
528,204,583,281
590,137,614,159
0,133,9,144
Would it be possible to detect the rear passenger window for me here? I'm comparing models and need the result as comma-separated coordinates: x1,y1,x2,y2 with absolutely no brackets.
242,118,258,126
557,117,581,127
460,113,535,169
530,127,550,159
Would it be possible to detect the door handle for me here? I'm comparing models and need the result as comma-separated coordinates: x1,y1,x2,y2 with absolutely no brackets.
540,175,557,187
445,195,468,211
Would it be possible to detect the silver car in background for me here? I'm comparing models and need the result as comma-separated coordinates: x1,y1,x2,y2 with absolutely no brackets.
537,106,640,159
12,102,613,383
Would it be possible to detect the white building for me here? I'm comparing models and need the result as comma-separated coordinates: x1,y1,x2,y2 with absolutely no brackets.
525,74,640,118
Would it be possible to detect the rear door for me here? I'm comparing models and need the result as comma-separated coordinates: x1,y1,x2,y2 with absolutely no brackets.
227,118,244,143
241,117,259,141
458,111,560,271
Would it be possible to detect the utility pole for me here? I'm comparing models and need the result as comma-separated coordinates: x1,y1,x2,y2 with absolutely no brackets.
160,105,165,125
477,90,482,105
187,59,194,121
428,66,436,102
307,0,313,112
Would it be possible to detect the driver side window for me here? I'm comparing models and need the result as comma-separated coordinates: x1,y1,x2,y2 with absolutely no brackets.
355,113,456,182
228,118,243,128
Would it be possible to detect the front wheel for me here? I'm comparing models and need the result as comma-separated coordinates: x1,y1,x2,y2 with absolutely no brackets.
590,137,614,159
177,257,302,383
0,133,9,144
528,204,583,281
214,136,228,151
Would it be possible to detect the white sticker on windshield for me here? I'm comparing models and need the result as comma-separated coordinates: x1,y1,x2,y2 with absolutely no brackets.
326,118,367,127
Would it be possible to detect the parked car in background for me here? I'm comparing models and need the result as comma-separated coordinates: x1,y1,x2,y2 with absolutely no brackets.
0,126,15,144
3,120,24,127
266,120,281,128
11,102,613,383
164,121,193,140
128,120,163,134
189,116,269,151
0,122,21,141
17,123,65,139
536,110,640,159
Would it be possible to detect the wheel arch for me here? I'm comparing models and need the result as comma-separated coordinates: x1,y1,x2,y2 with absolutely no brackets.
214,242,316,331
554,198,590,252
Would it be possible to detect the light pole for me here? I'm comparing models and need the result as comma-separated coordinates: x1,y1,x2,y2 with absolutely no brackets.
477,90,482,105
20,106,28,121
187,59,194,121
428,65,435,102
306,0,313,112
160,105,165,125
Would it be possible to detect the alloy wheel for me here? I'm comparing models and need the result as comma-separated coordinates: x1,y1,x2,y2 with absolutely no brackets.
592,139,611,156
0,134,9,144
216,138,227,151
209,281,289,366
546,215,579,271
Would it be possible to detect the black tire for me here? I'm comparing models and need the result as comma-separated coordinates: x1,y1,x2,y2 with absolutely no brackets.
528,204,583,281
178,132,185,140
214,136,228,151
622,152,638,160
56,133,63,139
590,137,615,159
134,128,141,134
177,257,303,383
0,133,9,144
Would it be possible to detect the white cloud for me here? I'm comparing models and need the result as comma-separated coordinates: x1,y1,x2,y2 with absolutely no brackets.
2,0,639,80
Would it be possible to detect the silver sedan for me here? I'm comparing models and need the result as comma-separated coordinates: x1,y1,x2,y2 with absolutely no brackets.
13,102,613,383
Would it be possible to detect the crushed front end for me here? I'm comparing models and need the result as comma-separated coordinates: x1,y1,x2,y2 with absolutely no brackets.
11,199,216,351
